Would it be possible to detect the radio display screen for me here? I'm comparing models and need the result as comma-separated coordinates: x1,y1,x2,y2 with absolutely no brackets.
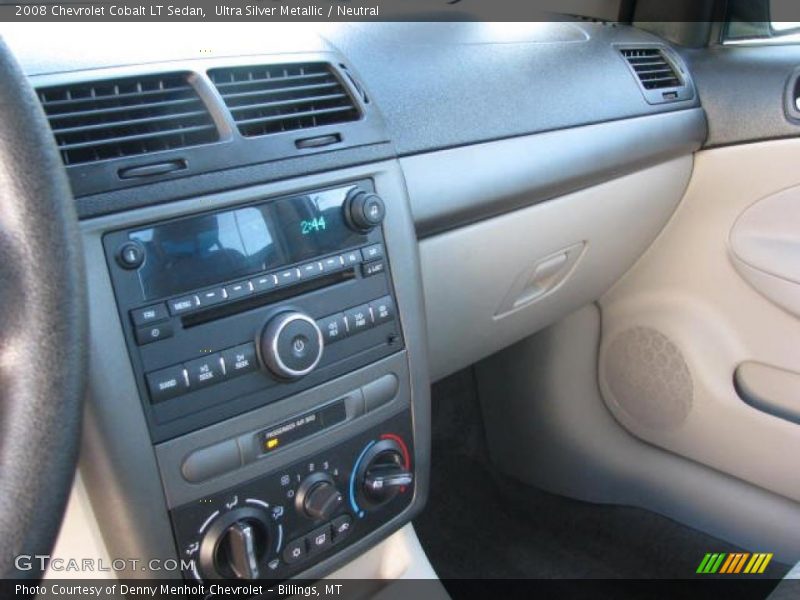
129,186,367,300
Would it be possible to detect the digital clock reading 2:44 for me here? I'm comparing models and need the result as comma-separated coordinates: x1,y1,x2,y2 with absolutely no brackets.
300,216,327,235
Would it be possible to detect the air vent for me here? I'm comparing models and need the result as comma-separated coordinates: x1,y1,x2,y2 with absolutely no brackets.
208,63,360,138
620,48,682,90
37,73,219,166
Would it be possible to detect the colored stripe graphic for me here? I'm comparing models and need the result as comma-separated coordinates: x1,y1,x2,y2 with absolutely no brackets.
696,553,713,574
745,553,774,574
759,554,773,573
710,554,726,573
733,553,750,573
697,553,727,574
698,552,772,575
719,554,736,574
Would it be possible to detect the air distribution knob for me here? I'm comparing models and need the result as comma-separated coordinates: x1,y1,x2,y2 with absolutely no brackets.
198,507,271,580
344,189,386,232
296,472,344,521
258,311,324,380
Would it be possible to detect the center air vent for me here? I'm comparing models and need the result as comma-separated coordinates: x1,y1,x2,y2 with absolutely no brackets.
208,63,360,138
620,48,682,90
37,73,219,166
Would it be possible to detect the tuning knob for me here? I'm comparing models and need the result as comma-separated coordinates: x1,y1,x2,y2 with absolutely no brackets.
344,190,385,232
198,507,271,580
296,472,344,521
258,311,324,380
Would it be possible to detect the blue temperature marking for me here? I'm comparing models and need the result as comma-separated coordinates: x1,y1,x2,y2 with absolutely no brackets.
350,440,376,518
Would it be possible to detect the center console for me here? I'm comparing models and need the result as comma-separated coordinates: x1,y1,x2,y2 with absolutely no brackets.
79,162,430,583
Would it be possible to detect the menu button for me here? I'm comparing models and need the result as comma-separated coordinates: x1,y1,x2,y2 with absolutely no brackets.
168,295,199,315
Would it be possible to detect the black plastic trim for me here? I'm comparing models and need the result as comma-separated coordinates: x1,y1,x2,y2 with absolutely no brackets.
75,141,394,219
681,43,800,147
404,108,707,238
28,54,389,198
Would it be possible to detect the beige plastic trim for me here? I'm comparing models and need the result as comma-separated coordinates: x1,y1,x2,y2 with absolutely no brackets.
476,305,800,562
45,472,113,580
419,155,693,381
326,524,439,580
730,184,800,316
599,137,800,504
735,361,800,424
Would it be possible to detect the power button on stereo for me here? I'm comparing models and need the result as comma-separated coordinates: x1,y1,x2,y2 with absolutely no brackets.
259,312,324,380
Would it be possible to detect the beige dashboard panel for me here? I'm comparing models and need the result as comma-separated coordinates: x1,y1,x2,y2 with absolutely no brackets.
418,154,693,381
599,138,800,503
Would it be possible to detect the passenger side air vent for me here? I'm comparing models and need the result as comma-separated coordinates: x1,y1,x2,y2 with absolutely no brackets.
620,48,682,90
208,63,361,138
619,47,694,105
37,73,219,166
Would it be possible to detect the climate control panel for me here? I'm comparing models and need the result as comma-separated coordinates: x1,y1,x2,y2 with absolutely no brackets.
170,411,414,582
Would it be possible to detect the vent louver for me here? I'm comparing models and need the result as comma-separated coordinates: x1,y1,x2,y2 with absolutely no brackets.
37,73,219,166
620,48,682,90
208,63,360,138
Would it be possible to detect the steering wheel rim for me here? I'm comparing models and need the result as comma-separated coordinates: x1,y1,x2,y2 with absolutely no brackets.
0,38,87,579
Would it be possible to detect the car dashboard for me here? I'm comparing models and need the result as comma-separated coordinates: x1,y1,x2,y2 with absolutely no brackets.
0,21,706,583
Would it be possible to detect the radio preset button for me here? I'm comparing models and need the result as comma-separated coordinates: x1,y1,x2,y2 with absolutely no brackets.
135,322,174,345
221,343,258,378
130,304,168,327
197,287,227,307
224,281,253,301
344,304,372,334
146,365,189,403
276,268,300,286
340,250,361,266
185,354,225,389
317,313,348,344
321,256,344,273
299,262,323,278
251,274,277,293
168,295,199,315
361,244,384,262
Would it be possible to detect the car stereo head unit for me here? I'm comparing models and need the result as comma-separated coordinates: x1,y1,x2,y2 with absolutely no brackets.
103,179,403,443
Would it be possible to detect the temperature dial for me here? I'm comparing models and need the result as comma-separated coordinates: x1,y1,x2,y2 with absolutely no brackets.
355,438,413,510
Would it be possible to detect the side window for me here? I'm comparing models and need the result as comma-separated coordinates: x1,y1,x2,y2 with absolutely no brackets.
724,0,800,44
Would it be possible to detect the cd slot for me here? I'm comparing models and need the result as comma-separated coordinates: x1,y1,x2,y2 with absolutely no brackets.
181,269,355,328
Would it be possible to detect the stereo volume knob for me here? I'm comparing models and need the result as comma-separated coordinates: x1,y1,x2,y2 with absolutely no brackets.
344,190,385,232
258,311,324,380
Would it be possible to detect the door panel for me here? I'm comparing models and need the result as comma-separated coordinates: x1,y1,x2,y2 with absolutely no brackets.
598,138,800,503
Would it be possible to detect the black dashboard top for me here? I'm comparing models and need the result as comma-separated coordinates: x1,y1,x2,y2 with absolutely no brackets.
1,22,703,219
